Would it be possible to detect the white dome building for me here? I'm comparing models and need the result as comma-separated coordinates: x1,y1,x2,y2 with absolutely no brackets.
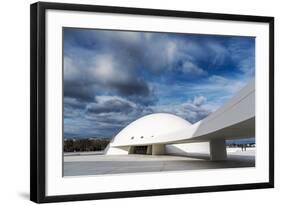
105,113,192,155
105,80,255,160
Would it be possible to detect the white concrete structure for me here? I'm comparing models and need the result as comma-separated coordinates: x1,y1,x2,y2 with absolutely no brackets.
105,80,255,161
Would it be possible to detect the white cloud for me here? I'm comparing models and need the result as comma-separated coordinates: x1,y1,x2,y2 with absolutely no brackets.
228,39,255,77
182,61,207,75
206,42,229,65
150,95,212,124
91,54,132,83
193,96,207,107
238,56,255,76
64,56,81,82
208,75,247,94
112,32,142,45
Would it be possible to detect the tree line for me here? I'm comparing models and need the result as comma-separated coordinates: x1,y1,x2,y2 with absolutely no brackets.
64,138,110,152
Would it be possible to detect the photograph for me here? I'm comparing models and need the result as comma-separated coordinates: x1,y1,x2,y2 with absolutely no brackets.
0,0,278,204
30,2,274,202
63,28,256,177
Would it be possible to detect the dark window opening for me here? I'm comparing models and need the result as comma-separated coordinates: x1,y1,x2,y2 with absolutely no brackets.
133,146,148,154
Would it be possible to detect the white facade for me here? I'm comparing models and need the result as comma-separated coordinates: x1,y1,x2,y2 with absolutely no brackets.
105,80,255,160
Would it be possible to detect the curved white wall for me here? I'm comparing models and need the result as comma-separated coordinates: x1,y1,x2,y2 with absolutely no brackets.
166,142,210,155
110,113,192,147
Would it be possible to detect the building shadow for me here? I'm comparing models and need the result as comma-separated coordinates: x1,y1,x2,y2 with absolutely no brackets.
17,192,29,200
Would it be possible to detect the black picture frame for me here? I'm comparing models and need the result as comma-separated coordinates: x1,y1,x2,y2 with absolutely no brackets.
30,1,274,203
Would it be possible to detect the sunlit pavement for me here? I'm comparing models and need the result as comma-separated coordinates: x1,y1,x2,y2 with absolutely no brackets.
64,150,255,176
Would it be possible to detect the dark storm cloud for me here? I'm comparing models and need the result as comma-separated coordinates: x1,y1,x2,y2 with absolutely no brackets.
64,97,87,109
63,51,155,106
64,106,82,119
65,30,207,75
109,79,150,96
64,81,96,102
84,96,154,125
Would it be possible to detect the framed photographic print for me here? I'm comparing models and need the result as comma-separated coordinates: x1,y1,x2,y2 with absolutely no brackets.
30,2,274,203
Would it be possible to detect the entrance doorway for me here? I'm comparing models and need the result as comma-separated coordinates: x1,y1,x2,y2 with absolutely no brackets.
133,146,148,154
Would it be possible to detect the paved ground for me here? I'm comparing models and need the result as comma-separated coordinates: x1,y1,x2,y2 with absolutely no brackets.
63,150,255,176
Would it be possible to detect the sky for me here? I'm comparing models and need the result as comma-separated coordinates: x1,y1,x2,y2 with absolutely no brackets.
63,28,255,139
